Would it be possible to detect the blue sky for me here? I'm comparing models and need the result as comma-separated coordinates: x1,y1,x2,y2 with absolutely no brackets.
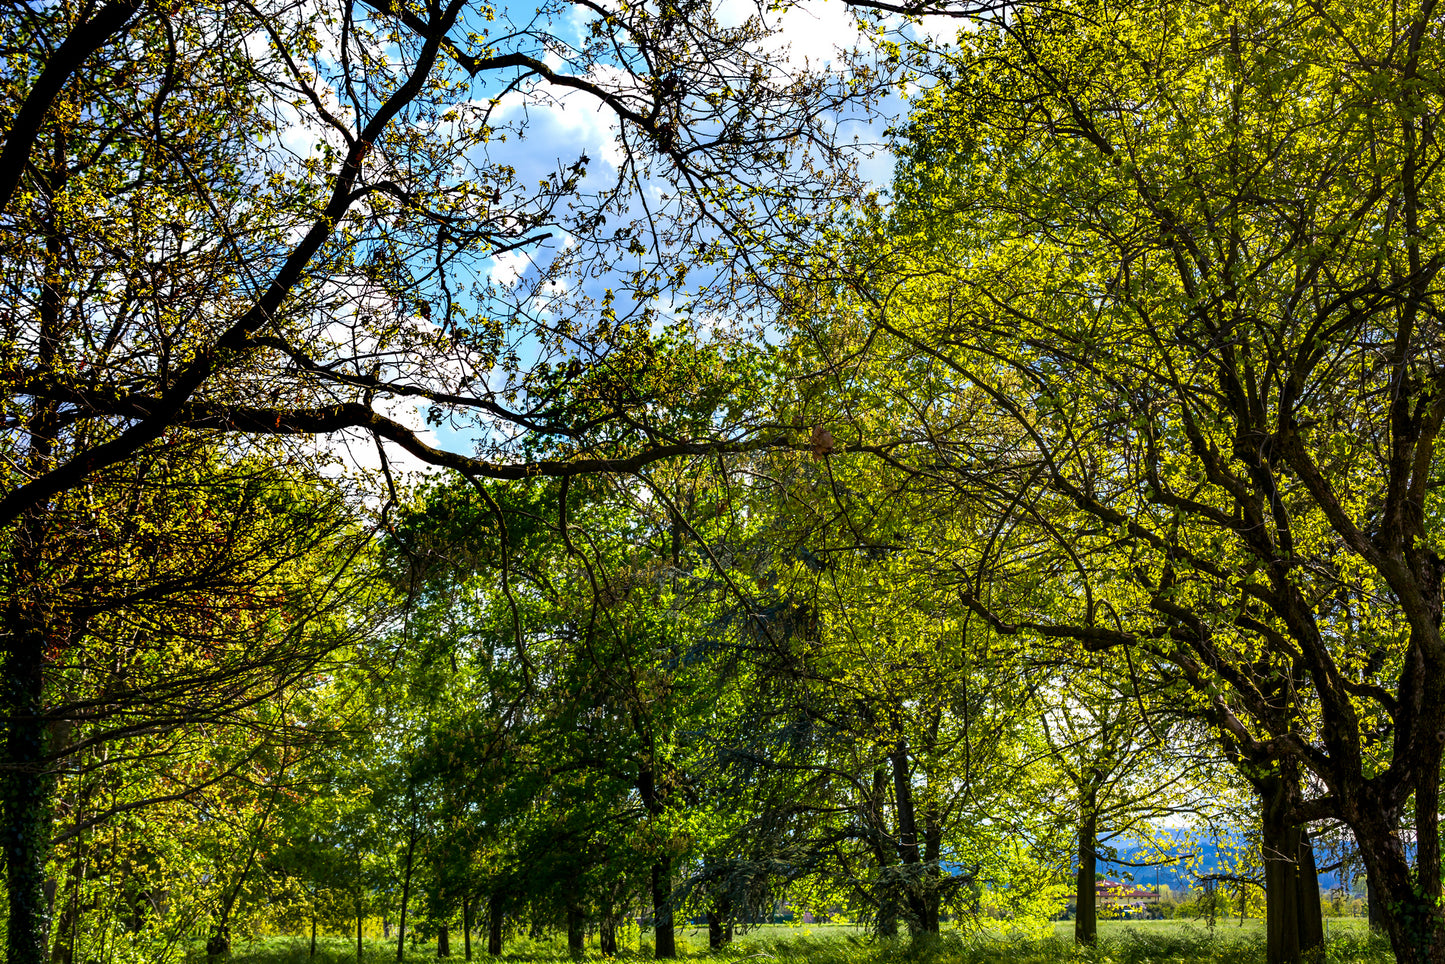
349,0,944,476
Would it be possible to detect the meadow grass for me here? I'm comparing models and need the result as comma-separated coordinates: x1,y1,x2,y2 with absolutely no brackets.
201,919,1394,964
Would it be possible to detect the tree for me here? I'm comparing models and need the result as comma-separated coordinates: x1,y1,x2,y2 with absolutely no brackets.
660,423,1073,938
0,0,878,523
0,441,374,963
1032,668,1208,946
0,0,904,954
820,0,1445,959
364,467,732,959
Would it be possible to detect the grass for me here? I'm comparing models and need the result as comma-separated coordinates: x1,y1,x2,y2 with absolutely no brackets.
195,920,1394,964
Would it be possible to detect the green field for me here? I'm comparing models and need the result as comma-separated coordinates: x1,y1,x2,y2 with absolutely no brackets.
200,919,1391,964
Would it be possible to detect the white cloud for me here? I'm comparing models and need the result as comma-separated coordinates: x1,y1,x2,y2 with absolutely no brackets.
490,248,534,285
485,68,630,174
760,0,865,67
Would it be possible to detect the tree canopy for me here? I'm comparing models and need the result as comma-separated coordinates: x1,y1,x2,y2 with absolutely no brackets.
4,0,1444,961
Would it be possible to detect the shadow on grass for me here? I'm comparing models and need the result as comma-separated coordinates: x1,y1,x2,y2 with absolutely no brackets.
196,928,1396,964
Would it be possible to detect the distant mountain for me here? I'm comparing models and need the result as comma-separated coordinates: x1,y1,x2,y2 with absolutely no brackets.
1096,838,1352,893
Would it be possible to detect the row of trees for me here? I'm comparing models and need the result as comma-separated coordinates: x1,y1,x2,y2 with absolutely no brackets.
0,0,901,954
4,0,1445,961
26,463,1233,963
840,0,1445,959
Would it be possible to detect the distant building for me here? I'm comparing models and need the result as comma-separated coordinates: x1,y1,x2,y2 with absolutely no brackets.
1096,879,1161,917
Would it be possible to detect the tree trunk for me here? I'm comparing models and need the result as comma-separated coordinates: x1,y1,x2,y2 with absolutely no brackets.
652,859,676,959
1353,805,1445,964
1263,820,1301,963
487,893,503,956
923,805,942,934
209,784,279,962
868,765,898,938
1294,829,1323,953
888,743,929,934
599,888,620,957
637,761,676,958
124,885,148,934
599,921,617,956
1075,802,1098,946
311,916,318,959
463,895,473,961
50,861,79,964
397,829,418,963
1260,779,1322,964
5,137,67,964
439,924,450,958
50,838,84,964
358,894,365,964
567,902,584,958
565,868,585,958
3,617,55,964
876,891,899,938
707,890,734,951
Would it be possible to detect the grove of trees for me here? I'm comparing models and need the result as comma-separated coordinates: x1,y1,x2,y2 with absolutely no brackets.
3,0,1443,961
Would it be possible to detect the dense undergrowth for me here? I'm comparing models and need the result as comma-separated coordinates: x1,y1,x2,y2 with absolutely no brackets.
198,928,1396,964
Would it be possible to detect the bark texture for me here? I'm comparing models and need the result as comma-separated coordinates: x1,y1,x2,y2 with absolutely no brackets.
487,893,503,956
2,618,53,964
1074,804,1098,946
566,900,584,958
463,895,472,960
652,859,676,959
